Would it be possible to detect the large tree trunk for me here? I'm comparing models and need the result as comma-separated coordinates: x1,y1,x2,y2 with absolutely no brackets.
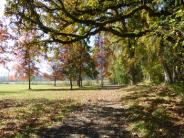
100,65,104,87
162,62,173,83
78,76,83,87
28,74,31,90
80,77,83,87
28,61,31,90
122,20,137,85
172,66,176,83
77,64,82,88
77,79,80,87
127,39,137,85
69,77,73,90
129,66,137,85
159,39,174,84
54,77,57,86
101,76,104,87
77,73,81,88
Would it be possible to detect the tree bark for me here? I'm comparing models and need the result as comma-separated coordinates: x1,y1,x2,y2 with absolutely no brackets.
80,77,83,87
28,74,31,90
162,62,173,83
172,66,176,83
100,65,104,87
77,79,80,87
69,77,73,90
28,62,31,90
159,39,173,84
127,38,136,85
54,77,57,86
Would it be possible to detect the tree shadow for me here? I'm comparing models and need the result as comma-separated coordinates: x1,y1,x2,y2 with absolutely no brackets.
0,99,26,109
37,103,134,138
0,90,26,95
31,85,124,92
0,99,79,138
121,85,184,138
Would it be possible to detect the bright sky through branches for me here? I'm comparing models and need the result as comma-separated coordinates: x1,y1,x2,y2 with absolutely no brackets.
0,0,95,77
0,0,8,76
0,0,6,18
0,0,50,76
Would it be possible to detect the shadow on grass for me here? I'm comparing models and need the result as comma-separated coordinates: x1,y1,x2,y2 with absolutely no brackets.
30,85,124,92
21,85,184,138
0,99,80,138
0,90,27,95
121,85,184,138
37,104,134,138
171,83,184,102
0,99,134,138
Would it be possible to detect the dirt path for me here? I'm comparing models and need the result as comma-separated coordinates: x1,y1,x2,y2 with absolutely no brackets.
38,87,136,138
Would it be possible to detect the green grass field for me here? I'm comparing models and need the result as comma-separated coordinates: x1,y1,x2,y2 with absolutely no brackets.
0,84,98,100
0,84,118,102
0,84,69,98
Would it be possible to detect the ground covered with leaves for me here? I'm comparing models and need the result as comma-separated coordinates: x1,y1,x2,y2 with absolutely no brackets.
121,85,184,138
0,99,79,137
0,84,183,138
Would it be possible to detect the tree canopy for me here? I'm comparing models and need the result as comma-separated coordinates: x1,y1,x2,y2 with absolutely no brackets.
5,0,182,44
3,0,184,85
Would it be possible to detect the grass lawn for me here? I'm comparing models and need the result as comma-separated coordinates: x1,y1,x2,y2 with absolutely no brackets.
0,84,183,137
0,84,83,137
0,84,75,99
0,84,120,102
0,84,122,137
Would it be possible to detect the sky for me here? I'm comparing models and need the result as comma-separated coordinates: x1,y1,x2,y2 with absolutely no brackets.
0,0,51,76
0,0,5,18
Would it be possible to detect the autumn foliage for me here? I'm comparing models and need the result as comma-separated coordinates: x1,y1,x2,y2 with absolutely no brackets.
0,20,9,64
13,31,40,89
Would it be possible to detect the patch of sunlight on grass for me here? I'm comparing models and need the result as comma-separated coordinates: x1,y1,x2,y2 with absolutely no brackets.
0,84,78,100
128,121,148,137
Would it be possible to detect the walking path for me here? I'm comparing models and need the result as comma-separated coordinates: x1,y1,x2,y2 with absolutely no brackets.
39,87,136,138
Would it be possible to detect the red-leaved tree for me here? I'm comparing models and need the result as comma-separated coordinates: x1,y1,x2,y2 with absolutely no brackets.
13,31,40,89
0,20,9,65
93,34,112,87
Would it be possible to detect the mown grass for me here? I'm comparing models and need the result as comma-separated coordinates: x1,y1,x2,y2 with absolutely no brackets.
121,85,184,138
0,84,121,102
